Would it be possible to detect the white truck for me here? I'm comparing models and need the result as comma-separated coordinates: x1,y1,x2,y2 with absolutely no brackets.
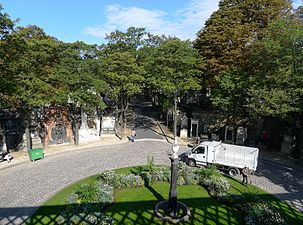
185,141,259,176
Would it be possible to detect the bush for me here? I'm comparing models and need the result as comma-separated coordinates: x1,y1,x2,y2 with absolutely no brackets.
98,170,116,186
75,184,99,205
194,166,230,197
98,170,145,189
196,165,221,182
98,183,114,207
118,174,145,189
58,212,113,225
139,166,171,186
203,176,230,197
59,181,115,224
245,202,286,225
177,162,199,185
220,189,260,209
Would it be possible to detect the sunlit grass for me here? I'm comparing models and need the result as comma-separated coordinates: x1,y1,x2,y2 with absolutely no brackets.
28,166,303,225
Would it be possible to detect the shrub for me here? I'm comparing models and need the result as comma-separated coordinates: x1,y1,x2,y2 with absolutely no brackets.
220,189,260,209
75,184,99,205
147,155,155,173
177,162,198,185
245,202,286,225
59,181,114,224
154,166,171,182
58,212,113,225
98,183,114,207
197,165,220,182
118,174,144,189
139,166,171,186
99,170,145,189
203,176,230,197
98,170,116,186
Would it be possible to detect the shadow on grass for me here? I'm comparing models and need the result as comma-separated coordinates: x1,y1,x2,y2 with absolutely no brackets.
0,193,302,225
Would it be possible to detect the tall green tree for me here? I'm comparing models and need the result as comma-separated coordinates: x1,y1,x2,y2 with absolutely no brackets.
247,18,303,118
145,37,202,102
247,17,303,157
0,25,61,149
52,41,106,109
51,41,107,144
100,27,146,136
0,5,17,105
194,0,292,86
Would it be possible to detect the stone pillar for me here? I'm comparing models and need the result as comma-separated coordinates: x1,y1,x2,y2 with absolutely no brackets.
190,119,199,138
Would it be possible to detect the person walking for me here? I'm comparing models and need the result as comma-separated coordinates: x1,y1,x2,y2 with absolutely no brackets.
241,166,250,185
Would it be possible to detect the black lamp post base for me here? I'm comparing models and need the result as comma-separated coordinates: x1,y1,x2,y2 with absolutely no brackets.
154,200,190,224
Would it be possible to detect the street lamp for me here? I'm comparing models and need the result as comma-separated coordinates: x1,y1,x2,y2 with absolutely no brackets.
168,143,179,216
173,92,177,144
154,142,190,223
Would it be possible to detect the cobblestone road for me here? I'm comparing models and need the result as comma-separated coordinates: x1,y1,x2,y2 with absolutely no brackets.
0,141,302,224
0,141,187,225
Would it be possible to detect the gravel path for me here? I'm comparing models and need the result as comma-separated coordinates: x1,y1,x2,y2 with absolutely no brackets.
0,141,302,224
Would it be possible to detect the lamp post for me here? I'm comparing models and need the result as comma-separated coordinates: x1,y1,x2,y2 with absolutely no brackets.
168,143,179,217
173,92,177,144
154,142,190,223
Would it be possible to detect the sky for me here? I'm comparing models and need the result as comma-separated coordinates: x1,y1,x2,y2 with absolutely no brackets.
1,0,302,45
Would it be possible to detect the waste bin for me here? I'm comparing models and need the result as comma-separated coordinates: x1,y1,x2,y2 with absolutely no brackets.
28,148,44,161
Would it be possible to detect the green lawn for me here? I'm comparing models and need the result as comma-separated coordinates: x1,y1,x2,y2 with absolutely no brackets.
27,166,303,225
105,183,242,225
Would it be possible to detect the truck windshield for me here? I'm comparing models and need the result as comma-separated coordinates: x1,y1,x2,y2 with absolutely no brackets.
194,146,205,154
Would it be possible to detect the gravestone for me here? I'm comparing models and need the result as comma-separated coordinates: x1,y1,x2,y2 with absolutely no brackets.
236,127,247,145
101,116,116,134
180,114,188,138
190,119,199,138
79,112,99,142
280,134,292,154
224,125,234,144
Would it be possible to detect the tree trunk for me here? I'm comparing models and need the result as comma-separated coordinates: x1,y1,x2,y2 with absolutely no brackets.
25,109,32,150
74,122,80,145
292,116,302,159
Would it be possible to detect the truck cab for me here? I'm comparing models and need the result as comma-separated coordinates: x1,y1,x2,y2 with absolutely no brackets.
186,142,210,167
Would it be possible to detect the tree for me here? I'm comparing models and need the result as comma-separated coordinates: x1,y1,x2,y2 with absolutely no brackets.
247,18,303,157
247,18,303,118
0,25,61,149
145,37,202,97
144,37,202,126
0,5,15,40
194,0,292,86
100,27,146,136
210,67,251,115
51,41,107,144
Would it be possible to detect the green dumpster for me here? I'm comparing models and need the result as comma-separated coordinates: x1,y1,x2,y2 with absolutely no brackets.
28,148,44,161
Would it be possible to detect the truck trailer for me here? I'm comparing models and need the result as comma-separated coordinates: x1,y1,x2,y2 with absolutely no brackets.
185,141,259,176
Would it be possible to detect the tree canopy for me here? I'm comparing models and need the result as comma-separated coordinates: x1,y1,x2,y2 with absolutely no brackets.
145,37,202,95
194,0,292,86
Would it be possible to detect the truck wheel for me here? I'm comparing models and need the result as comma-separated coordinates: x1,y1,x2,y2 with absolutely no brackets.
228,168,238,176
188,159,196,167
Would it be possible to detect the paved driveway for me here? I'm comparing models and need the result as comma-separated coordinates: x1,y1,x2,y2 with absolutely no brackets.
0,141,302,224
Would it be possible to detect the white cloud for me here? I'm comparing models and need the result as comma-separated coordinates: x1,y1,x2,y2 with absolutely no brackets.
84,0,219,41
